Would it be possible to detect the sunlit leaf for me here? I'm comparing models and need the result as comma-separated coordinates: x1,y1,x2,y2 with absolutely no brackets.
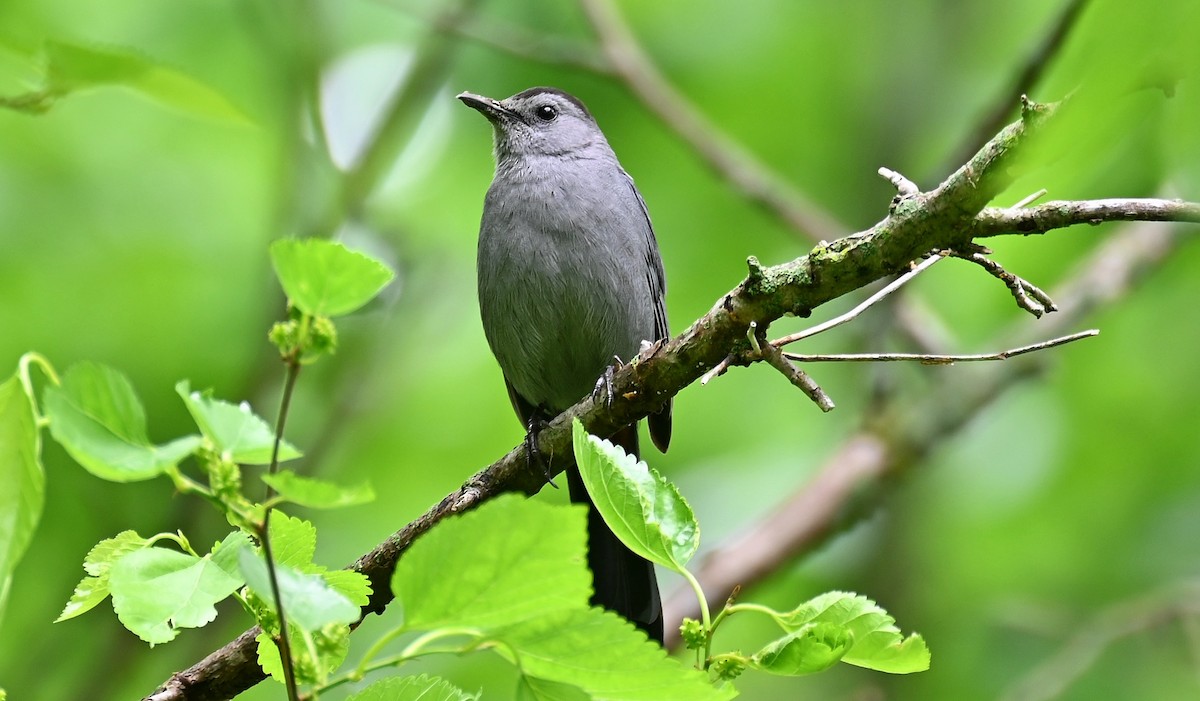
176,381,300,465
0,371,44,624
777,591,930,673
572,419,698,572
238,548,359,632
261,470,374,509
269,239,395,318
57,530,150,622
344,675,479,701
749,622,853,676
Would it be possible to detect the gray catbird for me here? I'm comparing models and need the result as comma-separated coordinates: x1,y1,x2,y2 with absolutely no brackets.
459,87,671,642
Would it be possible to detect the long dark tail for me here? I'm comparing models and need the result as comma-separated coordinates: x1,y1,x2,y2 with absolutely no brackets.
566,424,664,643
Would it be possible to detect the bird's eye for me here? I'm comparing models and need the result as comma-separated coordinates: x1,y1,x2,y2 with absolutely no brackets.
535,104,558,122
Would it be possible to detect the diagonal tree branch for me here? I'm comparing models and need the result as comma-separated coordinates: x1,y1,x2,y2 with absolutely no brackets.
145,96,1199,700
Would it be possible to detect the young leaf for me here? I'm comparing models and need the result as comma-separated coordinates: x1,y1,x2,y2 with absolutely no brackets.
238,548,359,631
109,546,244,645
571,418,699,572
749,622,853,676
176,381,300,465
42,41,249,123
0,372,45,623
260,470,374,509
494,608,735,701
264,511,317,568
57,530,150,622
44,363,200,482
344,675,479,701
392,494,591,631
777,591,930,674
255,624,350,686
269,239,395,318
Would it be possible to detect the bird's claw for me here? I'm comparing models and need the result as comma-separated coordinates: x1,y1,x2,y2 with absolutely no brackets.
524,417,557,489
591,356,622,408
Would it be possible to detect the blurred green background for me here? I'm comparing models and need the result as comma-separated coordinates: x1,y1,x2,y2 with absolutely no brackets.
2,0,1199,699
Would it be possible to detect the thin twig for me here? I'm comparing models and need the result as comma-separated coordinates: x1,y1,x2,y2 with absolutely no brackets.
773,254,944,347
878,167,920,196
259,358,303,701
783,329,1098,364
762,343,835,411
974,198,1200,236
950,248,1058,317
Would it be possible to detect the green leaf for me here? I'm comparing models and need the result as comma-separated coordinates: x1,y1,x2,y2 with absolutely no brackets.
749,622,853,676
269,239,395,317
345,675,479,701
109,546,244,645
42,41,249,123
256,624,350,686
0,372,45,624
393,494,591,630
322,569,372,608
44,363,200,482
516,675,591,701
261,470,374,509
495,609,735,701
265,511,317,569
57,530,150,622
175,381,300,464
777,591,930,673
571,419,699,572
238,548,359,632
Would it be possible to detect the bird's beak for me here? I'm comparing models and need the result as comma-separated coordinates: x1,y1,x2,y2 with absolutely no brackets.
457,91,522,124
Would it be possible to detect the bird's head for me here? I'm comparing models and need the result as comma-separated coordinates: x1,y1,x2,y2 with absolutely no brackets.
458,87,605,160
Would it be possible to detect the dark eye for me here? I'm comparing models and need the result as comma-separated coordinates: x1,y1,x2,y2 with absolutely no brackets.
535,104,558,122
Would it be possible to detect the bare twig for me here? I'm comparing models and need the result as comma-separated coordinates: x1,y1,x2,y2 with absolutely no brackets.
1011,188,1049,209
974,198,1200,236
950,248,1058,317
878,167,920,196
783,329,1097,363
761,342,835,412
773,254,944,347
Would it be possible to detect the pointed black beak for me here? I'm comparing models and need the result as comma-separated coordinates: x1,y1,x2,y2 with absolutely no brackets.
457,91,523,124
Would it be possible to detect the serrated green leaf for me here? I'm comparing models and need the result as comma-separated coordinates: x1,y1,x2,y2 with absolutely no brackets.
256,623,351,686
0,372,45,624
176,381,300,465
345,675,479,701
749,622,853,676
44,363,200,482
261,470,374,509
266,512,317,569
109,547,244,645
516,675,591,701
238,548,359,632
210,530,252,579
571,419,698,572
393,494,590,631
57,530,150,622
495,609,734,701
269,239,395,317
41,41,248,123
777,591,930,673
322,569,372,607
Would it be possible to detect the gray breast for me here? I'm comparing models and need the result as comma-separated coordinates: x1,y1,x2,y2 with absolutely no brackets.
477,154,657,413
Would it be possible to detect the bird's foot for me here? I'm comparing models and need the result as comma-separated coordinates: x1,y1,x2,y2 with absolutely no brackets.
524,416,557,489
591,355,624,408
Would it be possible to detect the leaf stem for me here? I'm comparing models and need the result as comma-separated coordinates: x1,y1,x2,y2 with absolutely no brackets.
18,351,60,426
679,567,713,668
260,355,304,701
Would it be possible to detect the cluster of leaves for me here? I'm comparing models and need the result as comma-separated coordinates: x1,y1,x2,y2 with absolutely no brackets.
0,237,927,700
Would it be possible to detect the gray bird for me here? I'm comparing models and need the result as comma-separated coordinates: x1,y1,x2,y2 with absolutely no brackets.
459,87,671,642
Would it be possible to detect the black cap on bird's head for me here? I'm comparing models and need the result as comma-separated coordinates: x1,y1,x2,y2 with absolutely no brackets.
458,87,604,159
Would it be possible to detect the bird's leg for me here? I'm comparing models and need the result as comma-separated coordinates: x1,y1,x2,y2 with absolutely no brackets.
592,355,624,408
524,415,557,489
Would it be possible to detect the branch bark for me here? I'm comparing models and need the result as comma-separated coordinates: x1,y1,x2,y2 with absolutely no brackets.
145,97,1200,700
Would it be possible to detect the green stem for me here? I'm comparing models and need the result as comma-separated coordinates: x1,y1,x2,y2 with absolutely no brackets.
18,351,60,426
260,356,304,701
679,567,713,668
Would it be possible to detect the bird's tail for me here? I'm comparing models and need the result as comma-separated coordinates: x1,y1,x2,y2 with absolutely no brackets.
566,423,664,643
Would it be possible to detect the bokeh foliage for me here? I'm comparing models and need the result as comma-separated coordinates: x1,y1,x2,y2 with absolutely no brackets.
1,0,1198,699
